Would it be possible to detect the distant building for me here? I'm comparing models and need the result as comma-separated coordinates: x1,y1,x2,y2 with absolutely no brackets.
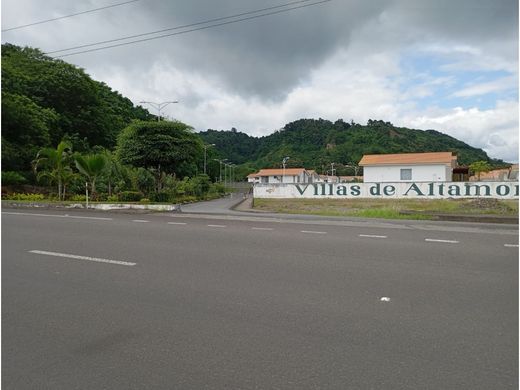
247,168,314,184
469,164,519,182
359,152,457,182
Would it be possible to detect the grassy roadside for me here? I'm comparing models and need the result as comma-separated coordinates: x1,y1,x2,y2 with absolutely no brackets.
252,198,519,220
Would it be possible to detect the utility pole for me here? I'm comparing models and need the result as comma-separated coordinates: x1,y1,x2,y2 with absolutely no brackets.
330,162,336,182
203,144,215,175
140,100,178,121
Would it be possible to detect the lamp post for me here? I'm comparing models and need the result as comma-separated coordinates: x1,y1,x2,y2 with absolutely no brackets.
139,100,178,121
345,162,360,177
213,159,227,183
203,144,215,175
213,159,222,183
282,156,290,184
330,162,336,183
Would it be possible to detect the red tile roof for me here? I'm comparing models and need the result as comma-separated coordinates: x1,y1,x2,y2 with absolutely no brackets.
254,168,307,176
359,152,455,166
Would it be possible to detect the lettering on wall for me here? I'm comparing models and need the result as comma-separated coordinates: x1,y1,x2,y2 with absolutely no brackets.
257,182,519,199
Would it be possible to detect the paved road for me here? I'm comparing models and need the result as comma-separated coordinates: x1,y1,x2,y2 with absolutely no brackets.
2,209,518,389
179,192,248,214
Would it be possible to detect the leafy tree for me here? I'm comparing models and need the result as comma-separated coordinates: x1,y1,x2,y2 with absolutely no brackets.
2,91,57,171
74,153,108,199
2,43,155,175
116,120,203,191
32,140,73,200
469,160,492,181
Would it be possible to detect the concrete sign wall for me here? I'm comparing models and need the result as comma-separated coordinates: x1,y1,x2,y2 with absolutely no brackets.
254,182,519,199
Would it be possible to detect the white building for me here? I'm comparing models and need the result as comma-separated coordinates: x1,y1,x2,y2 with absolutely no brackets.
359,152,457,182
247,168,314,184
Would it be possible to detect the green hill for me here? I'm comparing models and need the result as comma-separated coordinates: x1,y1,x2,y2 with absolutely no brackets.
200,119,506,176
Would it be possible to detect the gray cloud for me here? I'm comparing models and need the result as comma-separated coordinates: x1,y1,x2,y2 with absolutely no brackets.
2,0,517,99
2,0,518,160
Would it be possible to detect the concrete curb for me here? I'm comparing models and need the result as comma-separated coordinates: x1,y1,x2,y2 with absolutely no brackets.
2,200,182,212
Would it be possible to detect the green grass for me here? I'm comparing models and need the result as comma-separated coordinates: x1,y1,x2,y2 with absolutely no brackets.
253,198,518,220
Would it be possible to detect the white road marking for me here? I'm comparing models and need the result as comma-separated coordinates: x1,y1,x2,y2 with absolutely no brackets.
208,224,226,228
425,238,459,244
301,230,327,234
251,227,273,231
380,297,391,302
64,215,113,220
29,250,136,266
504,244,519,248
168,222,187,225
2,211,112,220
359,234,387,239
132,219,149,223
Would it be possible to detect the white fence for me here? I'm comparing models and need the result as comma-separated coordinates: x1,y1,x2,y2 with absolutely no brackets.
254,182,519,199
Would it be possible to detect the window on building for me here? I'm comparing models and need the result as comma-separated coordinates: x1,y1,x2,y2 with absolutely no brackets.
400,168,412,180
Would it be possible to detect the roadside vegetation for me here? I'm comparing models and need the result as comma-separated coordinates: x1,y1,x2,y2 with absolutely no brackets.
2,121,228,204
253,198,519,220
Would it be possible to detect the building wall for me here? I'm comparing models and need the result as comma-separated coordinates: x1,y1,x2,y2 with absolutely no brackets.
363,164,450,182
254,182,519,199
258,173,309,184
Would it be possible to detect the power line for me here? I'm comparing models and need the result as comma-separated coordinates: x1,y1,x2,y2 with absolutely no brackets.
46,0,318,55
2,0,140,32
48,0,332,58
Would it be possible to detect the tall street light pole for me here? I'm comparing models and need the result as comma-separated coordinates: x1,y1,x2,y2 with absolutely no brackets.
282,156,290,184
203,144,215,175
214,159,222,183
214,159,227,183
140,100,178,121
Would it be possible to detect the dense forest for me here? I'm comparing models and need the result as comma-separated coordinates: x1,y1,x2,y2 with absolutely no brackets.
2,43,154,174
1,43,508,190
200,119,505,176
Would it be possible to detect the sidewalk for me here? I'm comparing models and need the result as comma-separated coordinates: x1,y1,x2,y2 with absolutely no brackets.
233,197,519,224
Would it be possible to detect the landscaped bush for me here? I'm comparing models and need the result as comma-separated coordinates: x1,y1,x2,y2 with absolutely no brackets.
151,190,174,203
69,194,86,202
2,171,28,185
118,191,143,202
3,193,45,201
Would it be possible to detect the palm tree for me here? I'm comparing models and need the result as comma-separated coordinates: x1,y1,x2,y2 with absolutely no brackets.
33,140,73,201
469,160,492,181
74,153,108,199
102,150,124,197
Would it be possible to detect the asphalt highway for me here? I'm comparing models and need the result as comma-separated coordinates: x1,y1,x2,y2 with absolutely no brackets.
2,208,518,389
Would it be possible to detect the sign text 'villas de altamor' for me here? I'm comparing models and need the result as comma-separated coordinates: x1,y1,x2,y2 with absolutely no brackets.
254,182,519,199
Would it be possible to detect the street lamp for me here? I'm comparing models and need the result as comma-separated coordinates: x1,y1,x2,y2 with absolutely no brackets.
213,158,228,183
224,162,233,188
140,100,178,121
345,162,360,177
330,162,336,183
282,156,290,184
203,144,215,175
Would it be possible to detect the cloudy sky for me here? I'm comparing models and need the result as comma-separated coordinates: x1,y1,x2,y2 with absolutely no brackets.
2,0,519,161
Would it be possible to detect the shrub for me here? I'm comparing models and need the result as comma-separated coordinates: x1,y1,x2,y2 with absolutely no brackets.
3,193,45,201
2,171,28,185
106,195,119,202
151,190,173,203
69,194,86,202
118,191,143,202
140,198,150,203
